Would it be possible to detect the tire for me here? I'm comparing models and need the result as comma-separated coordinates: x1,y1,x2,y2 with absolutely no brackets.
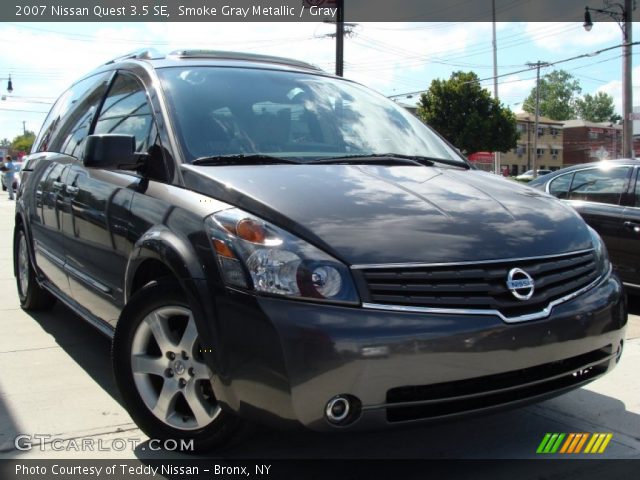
14,226,57,310
112,279,243,452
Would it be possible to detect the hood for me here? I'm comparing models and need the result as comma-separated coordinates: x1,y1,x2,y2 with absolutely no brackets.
181,164,593,265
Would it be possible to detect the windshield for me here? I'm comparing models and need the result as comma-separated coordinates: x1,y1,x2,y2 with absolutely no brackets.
157,66,466,165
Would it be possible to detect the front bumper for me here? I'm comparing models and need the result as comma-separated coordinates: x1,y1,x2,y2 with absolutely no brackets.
209,272,626,432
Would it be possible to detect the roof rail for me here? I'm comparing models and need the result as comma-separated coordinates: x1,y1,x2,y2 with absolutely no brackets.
104,49,164,65
167,49,323,72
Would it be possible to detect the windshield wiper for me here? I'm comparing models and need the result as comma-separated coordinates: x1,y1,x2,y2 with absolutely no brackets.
192,154,301,166
309,153,468,169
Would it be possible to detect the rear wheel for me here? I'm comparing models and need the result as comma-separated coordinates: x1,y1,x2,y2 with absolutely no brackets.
112,279,243,452
14,227,56,310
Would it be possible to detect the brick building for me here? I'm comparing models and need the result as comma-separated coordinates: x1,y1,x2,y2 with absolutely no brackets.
562,119,622,165
501,113,564,176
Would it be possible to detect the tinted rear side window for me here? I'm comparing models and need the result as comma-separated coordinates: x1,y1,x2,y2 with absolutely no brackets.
548,173,573,199
568,167,631,205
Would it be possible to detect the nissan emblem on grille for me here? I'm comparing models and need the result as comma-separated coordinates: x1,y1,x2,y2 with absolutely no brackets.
506,268,535,300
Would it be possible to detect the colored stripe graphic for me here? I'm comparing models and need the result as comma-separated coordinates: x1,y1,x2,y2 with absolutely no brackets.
559,433,575,453
537,433,565,453
538,433,613,454
574,433,589,453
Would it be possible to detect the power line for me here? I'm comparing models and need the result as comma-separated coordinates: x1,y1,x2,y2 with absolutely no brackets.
346,23,581,72
0,108,49,114
388,41,640,99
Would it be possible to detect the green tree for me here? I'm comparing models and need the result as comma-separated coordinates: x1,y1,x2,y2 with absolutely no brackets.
609,113,622,124
416,71,518,154
10,130,36,154
575,92,615,122
0,138,10,148
523,70,582,121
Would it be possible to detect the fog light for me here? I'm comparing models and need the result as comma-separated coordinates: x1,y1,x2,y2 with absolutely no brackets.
325,395,361,425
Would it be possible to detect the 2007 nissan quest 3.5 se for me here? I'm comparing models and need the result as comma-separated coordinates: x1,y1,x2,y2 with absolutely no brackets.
14,49,627,450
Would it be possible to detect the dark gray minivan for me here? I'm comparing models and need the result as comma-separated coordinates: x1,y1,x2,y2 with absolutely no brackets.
14,50,627,450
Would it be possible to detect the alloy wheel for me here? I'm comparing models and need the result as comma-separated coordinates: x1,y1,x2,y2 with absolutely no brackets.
17,232,30,298
130,306,220,430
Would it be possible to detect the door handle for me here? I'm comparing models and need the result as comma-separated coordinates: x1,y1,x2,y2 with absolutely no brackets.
65,185,79,196
624,221,640,233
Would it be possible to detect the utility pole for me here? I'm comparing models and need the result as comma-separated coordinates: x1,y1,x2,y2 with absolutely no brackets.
22,121,26,135
336,0,344,77
623,0,633,158
584,0,635,158
527,61,549,179
321,1,354,77
492,0,500,175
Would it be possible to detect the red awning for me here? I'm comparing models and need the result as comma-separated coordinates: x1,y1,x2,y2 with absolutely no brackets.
467,152,494,162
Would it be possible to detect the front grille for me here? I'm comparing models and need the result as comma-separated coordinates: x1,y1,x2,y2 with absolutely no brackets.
361,250,598,319
385,346,613,422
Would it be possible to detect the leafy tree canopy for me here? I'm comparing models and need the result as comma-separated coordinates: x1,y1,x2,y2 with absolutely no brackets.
522,69,582,121
416,71,518,154
575,91,616,123
10,130,36,155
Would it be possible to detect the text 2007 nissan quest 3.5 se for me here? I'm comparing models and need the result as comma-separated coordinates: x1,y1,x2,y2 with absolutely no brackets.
13,50,627,450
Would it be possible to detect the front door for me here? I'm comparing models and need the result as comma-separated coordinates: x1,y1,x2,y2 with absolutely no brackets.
64,71,166,325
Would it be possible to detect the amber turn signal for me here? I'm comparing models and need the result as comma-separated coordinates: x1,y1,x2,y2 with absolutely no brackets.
213,239,236,259
236,218,267,244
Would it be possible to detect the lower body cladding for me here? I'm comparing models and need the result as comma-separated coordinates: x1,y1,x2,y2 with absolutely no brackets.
209,274,626,432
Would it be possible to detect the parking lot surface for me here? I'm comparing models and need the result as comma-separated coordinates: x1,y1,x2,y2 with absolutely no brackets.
0,195,638,461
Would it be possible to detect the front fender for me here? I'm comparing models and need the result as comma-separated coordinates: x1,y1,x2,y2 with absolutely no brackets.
125,225,205,301
123,226,226,388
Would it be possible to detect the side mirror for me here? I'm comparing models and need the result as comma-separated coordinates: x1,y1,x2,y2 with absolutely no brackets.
83,134,136,169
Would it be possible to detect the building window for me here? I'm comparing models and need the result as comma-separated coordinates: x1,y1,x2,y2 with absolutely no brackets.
516,123,526,134
516,144,526,156
589,131,599,140
536,148,545,156
537,127,545,136
550,127,559,137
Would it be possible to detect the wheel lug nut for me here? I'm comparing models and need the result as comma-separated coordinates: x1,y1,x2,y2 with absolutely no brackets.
179,379,187,388
167,352,176,360
165,368,174,377
181,351,189,360
188,367,194,377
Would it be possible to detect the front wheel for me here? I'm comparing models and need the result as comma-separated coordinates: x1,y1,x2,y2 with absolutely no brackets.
112,279,243,452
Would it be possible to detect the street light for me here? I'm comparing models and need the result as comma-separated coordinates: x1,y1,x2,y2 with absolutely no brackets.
583,8,594,30
1,75,13,93
583,1,634,158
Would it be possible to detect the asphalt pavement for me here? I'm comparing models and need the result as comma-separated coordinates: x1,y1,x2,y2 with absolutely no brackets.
0,193,638,461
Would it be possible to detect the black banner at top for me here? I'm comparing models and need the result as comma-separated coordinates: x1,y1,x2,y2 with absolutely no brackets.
2,0,639,22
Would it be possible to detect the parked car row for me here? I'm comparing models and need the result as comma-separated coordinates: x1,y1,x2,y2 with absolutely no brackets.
529,159,640,291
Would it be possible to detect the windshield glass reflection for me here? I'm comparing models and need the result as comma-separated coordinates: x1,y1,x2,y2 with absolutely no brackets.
158,67,465,164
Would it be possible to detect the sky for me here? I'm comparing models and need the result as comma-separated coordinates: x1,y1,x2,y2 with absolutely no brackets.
0,20,638,143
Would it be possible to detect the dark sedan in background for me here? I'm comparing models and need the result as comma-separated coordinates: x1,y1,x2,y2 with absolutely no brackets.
529,159,640,291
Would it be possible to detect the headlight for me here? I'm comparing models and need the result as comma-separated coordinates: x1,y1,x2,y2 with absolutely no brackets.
205,208,359,304
588,226,610,276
